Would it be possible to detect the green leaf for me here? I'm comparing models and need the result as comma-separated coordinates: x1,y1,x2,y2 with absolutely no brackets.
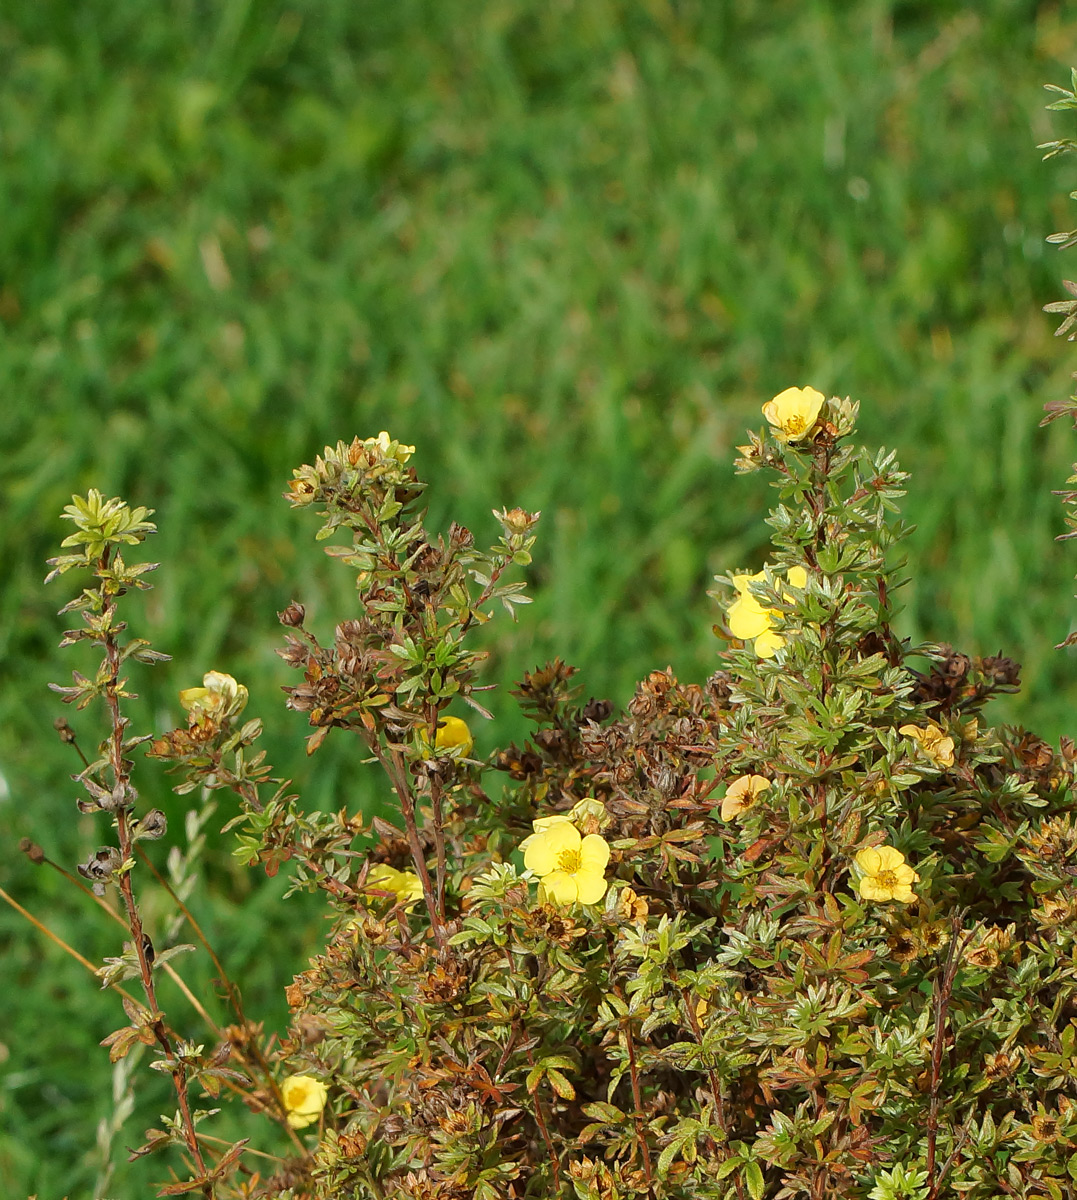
745,1160,765,1200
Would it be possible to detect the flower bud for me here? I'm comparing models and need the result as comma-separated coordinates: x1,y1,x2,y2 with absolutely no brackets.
278,602,306,628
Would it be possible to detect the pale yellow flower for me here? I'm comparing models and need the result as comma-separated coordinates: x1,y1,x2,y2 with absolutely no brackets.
855,845,919,904
363,863,424,908
568,796,609,831
521,818,610,906
762,386,826,444
727,566,808,658
178,670,248,723
899,723,955,768
281,1074,328,1129
366,430,415,463
721,774,771,820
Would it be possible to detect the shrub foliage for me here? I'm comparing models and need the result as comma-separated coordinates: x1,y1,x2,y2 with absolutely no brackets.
32,394,1077,1200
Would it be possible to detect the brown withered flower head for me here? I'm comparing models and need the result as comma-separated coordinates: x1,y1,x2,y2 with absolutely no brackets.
911,643,971,711
521,903,588,948
1035,893,1075,926
965,944,1000,971
983,1050,1021,1082
1032,1112,1061,1144
887,929,920,965
1024,815,1077,865
917,921,951,954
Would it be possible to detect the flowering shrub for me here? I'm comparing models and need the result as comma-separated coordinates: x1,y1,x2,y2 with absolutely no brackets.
23,390,1077,1200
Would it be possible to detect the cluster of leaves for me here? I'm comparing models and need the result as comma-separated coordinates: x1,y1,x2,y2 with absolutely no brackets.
35,398,1077,1199
206,399,1077,1200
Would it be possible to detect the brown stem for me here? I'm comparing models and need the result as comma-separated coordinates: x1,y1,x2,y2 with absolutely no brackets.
681,987,726,1144
423,705,450,923
372,741,446,950
925,920,980,1198
97,552,212,1195
134,850,305,1149
522,1039,563,1192
623,1017,655,1196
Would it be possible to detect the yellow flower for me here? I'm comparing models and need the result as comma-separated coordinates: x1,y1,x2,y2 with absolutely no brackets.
762,386,826,444
178,670,249,723
435,715,473,754
418,715,474,757
855,845,920,904
363,863,424,908
520,817,610,906
727,565,808,658
568,796,609,831
366,430,415,463
721,774,771,820
281,1074,328,1129
899,723,955,768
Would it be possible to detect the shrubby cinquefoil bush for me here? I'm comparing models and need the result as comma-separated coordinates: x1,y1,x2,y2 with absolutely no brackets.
28,397,1077,1200
21,69,1077,1200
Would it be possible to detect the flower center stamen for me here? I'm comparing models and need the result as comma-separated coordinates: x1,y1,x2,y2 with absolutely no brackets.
876,869,898,888
557,848,582,873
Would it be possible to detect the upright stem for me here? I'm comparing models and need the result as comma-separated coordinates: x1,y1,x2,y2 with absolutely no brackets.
926,921,979,1198
623,1017,655,1196
372,740,446,950
98,554,211,1194
522,1038,563,1192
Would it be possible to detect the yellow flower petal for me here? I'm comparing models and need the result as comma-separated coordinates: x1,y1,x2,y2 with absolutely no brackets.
855,847,883,875
857,877,894,901
540,870,579,905
727,594,771,639
434,715,473,754
532,815,575,833
753,628,786,658
523,821,580,875
574,869,608,905
721,775,771,820
786,565,808,590
873,845,907,872
282,1074,328,1129
579,833,611,874
178,686,210,712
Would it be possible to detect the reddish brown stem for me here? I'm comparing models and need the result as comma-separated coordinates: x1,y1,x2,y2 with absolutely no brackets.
623,1017,655,1196
98,552,212,1194
925,921,980,1198
522,1039,563,1192
374,741,447,950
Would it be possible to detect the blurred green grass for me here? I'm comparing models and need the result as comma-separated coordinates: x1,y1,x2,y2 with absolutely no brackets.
4,0,1077,1192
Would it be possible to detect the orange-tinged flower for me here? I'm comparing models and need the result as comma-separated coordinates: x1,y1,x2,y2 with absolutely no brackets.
281,1074,328,1129
762,386,826,443
855,844,919,904
727,566,808,658
899,723,955,768
721,774,771,820
520,817,610,906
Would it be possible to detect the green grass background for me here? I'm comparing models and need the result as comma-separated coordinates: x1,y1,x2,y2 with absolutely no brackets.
4,0,1077,1193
